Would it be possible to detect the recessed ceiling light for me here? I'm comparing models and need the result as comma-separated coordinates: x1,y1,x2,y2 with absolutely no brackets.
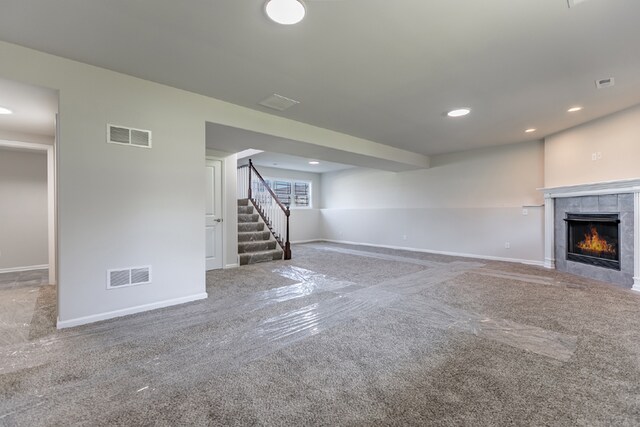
447,108,471,118
525,128,537,133
265,0,305,25
0,106,13,115
567,106,583,113
308,161,319,165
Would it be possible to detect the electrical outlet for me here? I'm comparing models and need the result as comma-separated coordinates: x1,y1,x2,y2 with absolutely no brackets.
504,242,511,249
522,208,528,216
597,152,602,160
592,152,597,161
402,234,407,240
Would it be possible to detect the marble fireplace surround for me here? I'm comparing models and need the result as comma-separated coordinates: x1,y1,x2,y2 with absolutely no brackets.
542,178,640,292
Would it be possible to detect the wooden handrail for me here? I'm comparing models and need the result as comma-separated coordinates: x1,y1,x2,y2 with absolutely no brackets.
249,160,290,213
246,159,291,260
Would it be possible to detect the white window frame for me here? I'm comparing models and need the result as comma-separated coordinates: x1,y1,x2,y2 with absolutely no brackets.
264,177,313,209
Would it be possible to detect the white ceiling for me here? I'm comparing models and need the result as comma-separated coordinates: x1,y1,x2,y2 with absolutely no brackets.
1,1,639,155
243,151,353,174
0,77,58,137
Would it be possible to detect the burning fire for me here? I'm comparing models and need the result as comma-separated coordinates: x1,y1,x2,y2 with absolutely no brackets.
577,226,617,256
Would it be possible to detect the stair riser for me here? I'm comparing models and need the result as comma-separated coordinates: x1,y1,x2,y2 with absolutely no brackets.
238,231,272,242
238,214,260,223
238,223,265,232
239,250,284,265
237,198,283,265
238,241,277,253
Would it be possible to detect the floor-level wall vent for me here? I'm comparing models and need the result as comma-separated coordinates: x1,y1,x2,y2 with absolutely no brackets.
107,124,152,148
107,266,152,289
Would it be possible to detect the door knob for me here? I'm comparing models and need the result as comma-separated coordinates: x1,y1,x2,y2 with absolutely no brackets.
214,218,223,223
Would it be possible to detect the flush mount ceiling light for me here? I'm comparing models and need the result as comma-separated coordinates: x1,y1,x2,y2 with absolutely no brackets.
568,106,583,113
447,108,471,118
525,128,537,133
0,106,13,115
308,161,320,165
265,0,306,25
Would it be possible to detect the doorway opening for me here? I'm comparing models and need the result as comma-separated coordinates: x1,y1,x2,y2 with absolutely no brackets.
0,77,58,340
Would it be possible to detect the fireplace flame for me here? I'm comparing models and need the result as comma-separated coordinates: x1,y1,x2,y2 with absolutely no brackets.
577,226,616,256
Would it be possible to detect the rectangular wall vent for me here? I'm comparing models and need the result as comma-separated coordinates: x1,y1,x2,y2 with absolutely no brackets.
107,124,152,148
107,266,152,289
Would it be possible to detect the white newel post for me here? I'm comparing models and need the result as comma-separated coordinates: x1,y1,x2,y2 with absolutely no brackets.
633,192,640,292
544,194,555,269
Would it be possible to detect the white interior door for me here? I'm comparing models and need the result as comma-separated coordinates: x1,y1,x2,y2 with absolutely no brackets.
205,159,223,270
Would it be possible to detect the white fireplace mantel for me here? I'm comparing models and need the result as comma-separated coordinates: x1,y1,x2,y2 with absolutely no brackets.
540,178,640,199
539,178,640,292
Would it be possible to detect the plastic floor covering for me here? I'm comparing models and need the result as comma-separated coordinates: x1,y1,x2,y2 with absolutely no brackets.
1,243,640,425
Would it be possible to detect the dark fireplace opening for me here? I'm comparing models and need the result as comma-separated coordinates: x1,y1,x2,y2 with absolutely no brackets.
565,213,620,270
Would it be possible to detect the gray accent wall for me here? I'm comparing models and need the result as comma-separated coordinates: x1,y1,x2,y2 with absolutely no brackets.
0,148,48,270
554,194,634,287
320,141,545,264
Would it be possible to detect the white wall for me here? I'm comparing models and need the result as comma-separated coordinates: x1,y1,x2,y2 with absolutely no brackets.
0,41,418,326
0,148,48,270
289,209,323,243
321,141,545,264
545,104,640,188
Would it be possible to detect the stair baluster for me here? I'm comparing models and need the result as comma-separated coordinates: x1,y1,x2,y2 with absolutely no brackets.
237,160,291,261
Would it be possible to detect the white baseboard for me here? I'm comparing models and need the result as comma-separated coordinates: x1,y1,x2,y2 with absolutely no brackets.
0,264,48,274
291,239,323,244
320,239,545,267
56,292,208,329
632,277,640,293
224,263,239,269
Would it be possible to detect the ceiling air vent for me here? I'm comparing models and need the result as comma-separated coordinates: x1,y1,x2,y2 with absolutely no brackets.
107,124,152,148
595,77,615,89
107,266,152,289
258,94,300,111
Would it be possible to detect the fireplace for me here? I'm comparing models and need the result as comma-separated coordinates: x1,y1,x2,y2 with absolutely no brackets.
565,213,620,270
543,183,638,290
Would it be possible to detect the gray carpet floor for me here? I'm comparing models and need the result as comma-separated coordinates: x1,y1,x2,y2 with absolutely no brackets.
1,243,640,426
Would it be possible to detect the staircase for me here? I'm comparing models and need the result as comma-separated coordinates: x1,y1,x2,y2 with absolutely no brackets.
237,199,283,265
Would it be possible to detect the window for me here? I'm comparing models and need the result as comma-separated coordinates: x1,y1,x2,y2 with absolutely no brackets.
265,177,312,209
